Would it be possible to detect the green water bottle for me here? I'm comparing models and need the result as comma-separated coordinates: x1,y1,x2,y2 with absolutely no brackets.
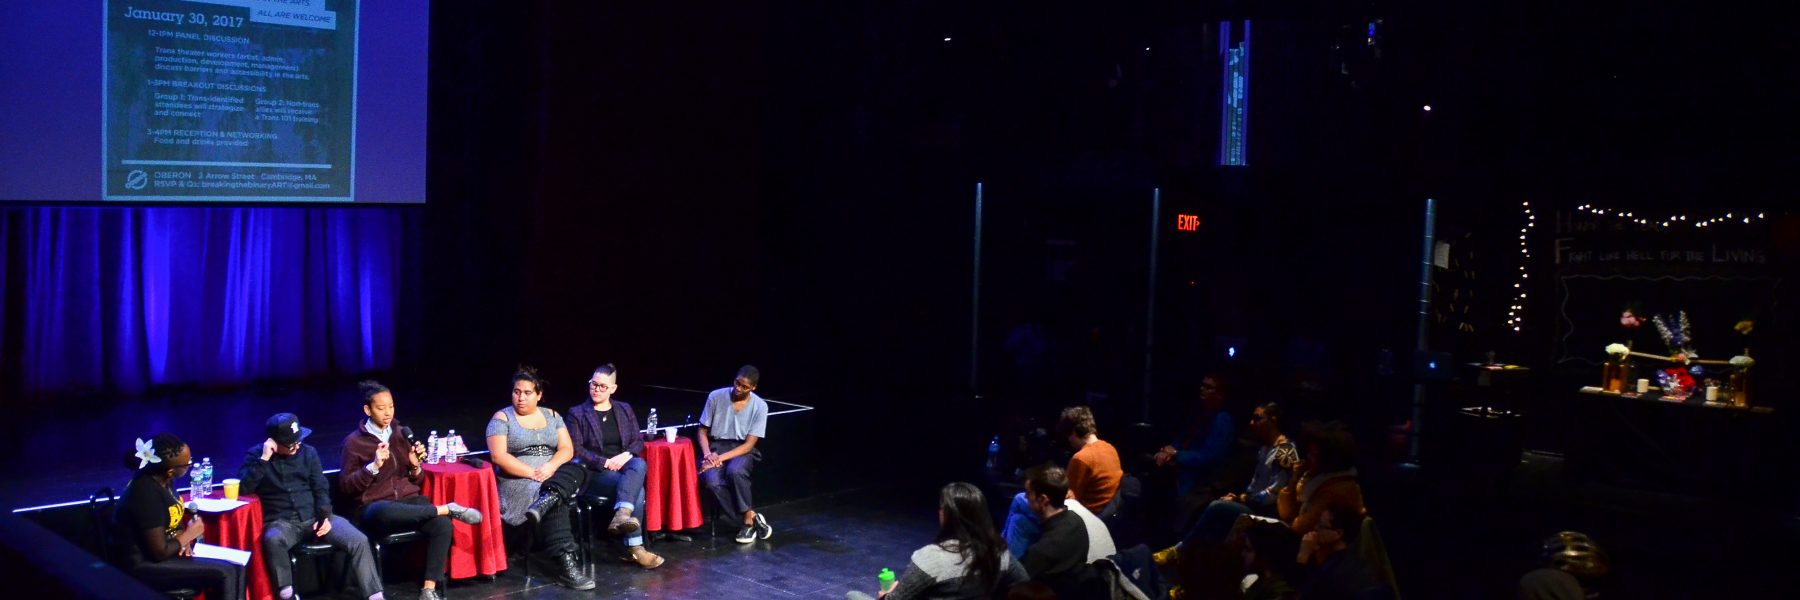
878,567,897,594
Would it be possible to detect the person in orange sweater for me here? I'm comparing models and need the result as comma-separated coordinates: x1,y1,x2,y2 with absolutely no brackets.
1002,405,1123,557
1060,406,1123,513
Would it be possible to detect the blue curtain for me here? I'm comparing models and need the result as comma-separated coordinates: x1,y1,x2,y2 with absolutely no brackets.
1,206,403,396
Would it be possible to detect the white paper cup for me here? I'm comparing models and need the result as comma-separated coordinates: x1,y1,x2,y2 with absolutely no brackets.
1706,386,1719,401
664,427,677,443
1636,379,1649,394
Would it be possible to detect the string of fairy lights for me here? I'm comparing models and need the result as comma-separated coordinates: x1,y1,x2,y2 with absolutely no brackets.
1574,205,1768,228
1504,201,1534,332
1506,203,1776,333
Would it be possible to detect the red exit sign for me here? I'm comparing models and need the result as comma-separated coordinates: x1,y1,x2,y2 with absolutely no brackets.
1176,214,1202,232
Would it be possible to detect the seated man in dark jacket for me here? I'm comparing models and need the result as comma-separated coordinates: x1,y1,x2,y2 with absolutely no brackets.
240,412,384,600
1019,464,1107,600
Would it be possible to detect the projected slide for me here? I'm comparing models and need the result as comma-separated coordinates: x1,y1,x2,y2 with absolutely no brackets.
105,0,358,200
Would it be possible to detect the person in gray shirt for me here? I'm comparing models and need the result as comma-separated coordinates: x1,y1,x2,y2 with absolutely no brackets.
699,365,771,544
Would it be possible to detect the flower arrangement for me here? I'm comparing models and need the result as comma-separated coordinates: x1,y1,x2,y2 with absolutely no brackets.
1651,311,1692,356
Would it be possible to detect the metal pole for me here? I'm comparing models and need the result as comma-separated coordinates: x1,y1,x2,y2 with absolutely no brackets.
1409,197,1437,465
1143,188,1162,423
970,182,984,394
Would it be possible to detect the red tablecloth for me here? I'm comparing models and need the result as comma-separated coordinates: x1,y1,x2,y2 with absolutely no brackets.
642,437,704,531
195,493,271,600
420,461,507,578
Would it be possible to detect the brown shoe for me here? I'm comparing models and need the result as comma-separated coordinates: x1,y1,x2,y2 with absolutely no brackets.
608,508,641,536
629,546,665,569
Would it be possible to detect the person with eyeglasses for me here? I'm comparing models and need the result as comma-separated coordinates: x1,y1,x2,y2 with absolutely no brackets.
1153,374,1238,533
1176,401,1300,548
566,363,664,569
698,365,772,544
239,413,384,600
115,433,245,600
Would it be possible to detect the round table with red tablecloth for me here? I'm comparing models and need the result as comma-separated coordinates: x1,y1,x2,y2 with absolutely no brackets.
642,437,704,531
419,460,507,578
195,493,272,600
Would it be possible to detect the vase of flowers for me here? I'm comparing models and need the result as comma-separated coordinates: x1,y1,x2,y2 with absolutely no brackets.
1602,343,1631,393
1728,352,1753,407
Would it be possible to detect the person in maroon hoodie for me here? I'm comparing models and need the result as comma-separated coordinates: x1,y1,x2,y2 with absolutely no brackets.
340,381,482,600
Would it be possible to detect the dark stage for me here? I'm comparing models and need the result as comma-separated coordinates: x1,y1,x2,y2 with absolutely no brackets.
7,1,1800,599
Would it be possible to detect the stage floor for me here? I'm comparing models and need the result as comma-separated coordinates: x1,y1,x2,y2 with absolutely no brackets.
379,486,935,600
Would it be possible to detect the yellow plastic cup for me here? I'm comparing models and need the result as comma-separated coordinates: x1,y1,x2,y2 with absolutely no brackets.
222,478,241,500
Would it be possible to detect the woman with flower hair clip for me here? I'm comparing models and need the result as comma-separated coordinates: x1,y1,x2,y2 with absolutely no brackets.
115,433,246,600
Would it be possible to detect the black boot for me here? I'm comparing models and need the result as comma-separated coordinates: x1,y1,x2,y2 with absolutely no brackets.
525,489,563,524
555,551,595,590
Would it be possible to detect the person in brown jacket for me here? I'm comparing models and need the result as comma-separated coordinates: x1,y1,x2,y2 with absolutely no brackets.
339,381,482,600
1277,422,1364,535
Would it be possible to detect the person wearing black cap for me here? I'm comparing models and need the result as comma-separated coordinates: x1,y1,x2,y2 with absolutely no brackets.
239,412,385,600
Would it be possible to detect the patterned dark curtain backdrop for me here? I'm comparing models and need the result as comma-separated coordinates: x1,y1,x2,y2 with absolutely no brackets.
0,206,405,396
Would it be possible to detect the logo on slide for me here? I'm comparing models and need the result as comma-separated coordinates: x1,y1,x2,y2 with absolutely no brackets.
125,170,148,190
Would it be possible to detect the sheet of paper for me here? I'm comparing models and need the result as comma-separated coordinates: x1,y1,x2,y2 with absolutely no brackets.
191,497,248,513
191,543,252,566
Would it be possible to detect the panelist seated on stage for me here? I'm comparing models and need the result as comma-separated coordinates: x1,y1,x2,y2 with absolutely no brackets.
339,380,483,600
485,365,595,591
699,364,773,545
566,363,664,569
239,412,385,600
115,433,246,600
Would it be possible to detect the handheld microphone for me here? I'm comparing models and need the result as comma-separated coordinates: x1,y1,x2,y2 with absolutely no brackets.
399,425,416,444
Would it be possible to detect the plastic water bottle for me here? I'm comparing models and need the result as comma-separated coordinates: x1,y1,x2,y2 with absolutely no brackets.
986,436,1000,472
878,567,897,594
199,457,213,497
189,462,205,499
445,430,461,463
426,430,440,464
646,408,658,434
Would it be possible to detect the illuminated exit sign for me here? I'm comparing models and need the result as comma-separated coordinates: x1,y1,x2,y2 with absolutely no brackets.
1176,214,1202,232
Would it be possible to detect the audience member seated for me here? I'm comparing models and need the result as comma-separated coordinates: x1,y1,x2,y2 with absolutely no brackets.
1239,521,1302,600
1296,505,1391,600
566,363,664,569
339,381,483,600
239,413,384,600
1276,422,1365,536
1178,402,1300,546
1018,464,1110,600
115,433,246,600
1153,374,1237,531
485,366,595,590
1003,406,1123,556
846,482,1026,600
